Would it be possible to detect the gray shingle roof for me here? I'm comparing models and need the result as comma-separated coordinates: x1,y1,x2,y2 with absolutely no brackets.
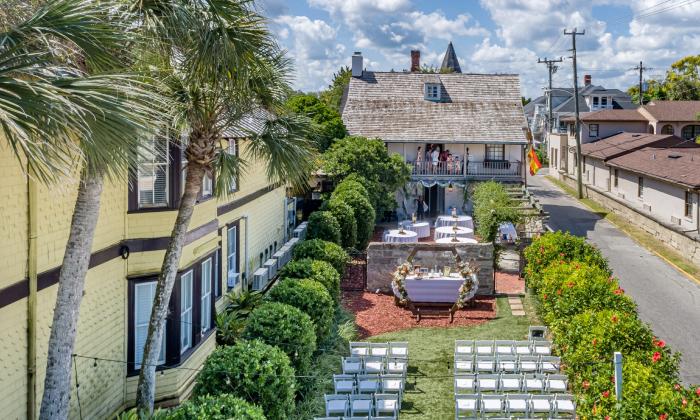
441,42,462,73
341,71,528,144
222,108,275,138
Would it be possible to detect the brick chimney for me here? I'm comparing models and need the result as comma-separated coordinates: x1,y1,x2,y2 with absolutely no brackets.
584,74,592,86
410,50,420,72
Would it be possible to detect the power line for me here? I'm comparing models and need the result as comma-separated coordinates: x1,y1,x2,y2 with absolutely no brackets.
538,57,564,136
631,61,653,105
564,27,586,199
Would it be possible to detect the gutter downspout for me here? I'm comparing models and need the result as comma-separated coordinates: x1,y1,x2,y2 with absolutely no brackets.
27,174,38,420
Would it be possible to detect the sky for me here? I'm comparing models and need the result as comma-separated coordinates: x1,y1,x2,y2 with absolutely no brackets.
257,0,700,99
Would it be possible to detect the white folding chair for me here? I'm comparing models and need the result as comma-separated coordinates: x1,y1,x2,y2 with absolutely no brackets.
523,374,546,393
505,393,530,417
519,355,539,373
500,373,522,392
324,394,349,417
495,340,514,355
496,355,518,373
540,356,561,373
477,373,499,392
530,394,553,416
350,394,373,416
455,393,479,419
333,374,355,394
547,374,568,393
475,339,495,355
533,340,552,356
350,342,370,356
363,356,384,375
389,341,408,359
342,356,363,375
313,417,341,420
386,357,407,376
454,354,474,374
357,374,381,394
528,326,548,340
374,394,400,418
454,374,477,394
455,339,474,356
553,394,576,417
480,394,505,417
381,374,405,403
370,342,389,357
476,355,496,373
514,340,533,356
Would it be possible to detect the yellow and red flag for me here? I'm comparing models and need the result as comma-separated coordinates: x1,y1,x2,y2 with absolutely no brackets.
528,146,542,176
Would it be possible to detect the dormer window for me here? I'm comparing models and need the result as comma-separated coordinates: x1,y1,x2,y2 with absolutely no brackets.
424,83,441,101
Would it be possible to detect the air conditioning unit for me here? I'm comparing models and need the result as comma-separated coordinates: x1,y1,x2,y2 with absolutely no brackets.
226,271,239,289
670,216,682,226
252,267,269,291
278,246,291,266
287,237,300,248
643,203,652,212
263,258,278,279
272,250,286,269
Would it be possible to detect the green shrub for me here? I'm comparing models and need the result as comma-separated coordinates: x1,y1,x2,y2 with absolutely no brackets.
306,211,342,245
326,200,357,248
292,239,349,275
193,340,295,420
166,394,266,420
215,290,264,345
267,278,334,342
331,188,375,249
278,258,341,303
243,302,317,374
471,181,521,241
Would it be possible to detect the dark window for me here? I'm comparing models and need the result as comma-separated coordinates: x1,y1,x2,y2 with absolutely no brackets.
226,224,239,289
661,124,674,135
638,177,644,198
589,124,599,137
485,144,505,161
137,138,170,208
569,123,575,136
227,138,239,192
614,169,619,188
681,125,700,141
685,191,693,218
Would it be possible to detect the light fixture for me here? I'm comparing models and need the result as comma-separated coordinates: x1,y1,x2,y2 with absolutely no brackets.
448,182,454,192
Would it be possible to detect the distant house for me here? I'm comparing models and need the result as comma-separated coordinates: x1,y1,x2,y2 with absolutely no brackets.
340,44,529,218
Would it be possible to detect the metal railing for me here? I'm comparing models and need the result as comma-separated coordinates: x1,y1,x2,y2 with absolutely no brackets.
409,160,522,178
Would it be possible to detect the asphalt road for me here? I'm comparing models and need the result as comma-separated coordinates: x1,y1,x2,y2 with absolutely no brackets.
528,170,700,385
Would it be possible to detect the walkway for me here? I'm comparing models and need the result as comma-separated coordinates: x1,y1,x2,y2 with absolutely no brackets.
529,170,700,384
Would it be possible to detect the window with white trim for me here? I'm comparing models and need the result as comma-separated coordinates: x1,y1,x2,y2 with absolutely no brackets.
180,271,193,353
638,177,644,199
424,83,440,101
202,174,213,197
589,124,599,137
227,226,238,288
134,282,165,369
201,258,212,333
137,138,169,208
685,191,693,218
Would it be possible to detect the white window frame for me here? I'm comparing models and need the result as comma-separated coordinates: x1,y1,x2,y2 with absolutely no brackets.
638,177,644,199
589,124,599,138
228,139,238,192
485,144,505,161
424,83,440,101
134,282,165,369
227,226,238,288
592,96,599,110
201,259,212,334
137,138,169,208
180,271,193,354
202,174,213,197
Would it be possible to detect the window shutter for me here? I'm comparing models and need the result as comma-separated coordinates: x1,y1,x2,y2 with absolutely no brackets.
180,272,193,353
227,226,238,288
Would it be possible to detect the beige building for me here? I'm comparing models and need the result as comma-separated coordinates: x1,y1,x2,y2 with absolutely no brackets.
0,121,295,419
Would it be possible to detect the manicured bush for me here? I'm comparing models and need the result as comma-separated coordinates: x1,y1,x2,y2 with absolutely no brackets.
292,239,349,276
278,258,341,303
243,302,317,374
331,188,375,249
192,340,295,420
267,278,334,342
471,181,521,242
166,394,266,420
306,210,342,245
326,200,357,248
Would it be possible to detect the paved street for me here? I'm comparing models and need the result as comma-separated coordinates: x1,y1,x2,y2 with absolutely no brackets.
528,170,700,385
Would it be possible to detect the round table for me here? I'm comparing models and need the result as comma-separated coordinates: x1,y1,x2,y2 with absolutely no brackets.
384,229,418,243
403,221,431,238
436,237,478,244
436,215,474,229
434,226,474,240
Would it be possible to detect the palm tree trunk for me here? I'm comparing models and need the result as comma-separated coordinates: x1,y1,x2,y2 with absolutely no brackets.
38,171,104,420
135,163,204,415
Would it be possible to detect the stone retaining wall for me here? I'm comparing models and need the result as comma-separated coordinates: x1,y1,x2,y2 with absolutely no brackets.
556,172,700,266
366,242,495,295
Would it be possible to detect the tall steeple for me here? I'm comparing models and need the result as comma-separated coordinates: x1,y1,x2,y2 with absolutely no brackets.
440,42,462,73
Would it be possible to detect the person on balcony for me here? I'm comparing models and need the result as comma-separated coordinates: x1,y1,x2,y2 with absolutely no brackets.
415,146,424,174
446,153,455,174
431,146,439,174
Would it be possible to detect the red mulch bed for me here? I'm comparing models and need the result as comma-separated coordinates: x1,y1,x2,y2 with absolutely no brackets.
342,291,496,338
342,255,367,291
495,271,525,295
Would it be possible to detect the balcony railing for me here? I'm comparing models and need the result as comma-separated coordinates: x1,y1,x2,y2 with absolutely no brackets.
409,160,522,178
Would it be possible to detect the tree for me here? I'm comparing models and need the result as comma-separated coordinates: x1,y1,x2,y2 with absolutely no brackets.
134,1,316,414
319,66,351,112
627,79,667,104
286,94,346,150
521,97,532,106
627,55,700,102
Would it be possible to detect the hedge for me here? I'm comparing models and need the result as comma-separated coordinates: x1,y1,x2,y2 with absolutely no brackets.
166,394,266,420
292,239,349,276
524,232,699,419
267,278,334,342
471,181,521,241
306,211,342,245
326,200,357,248
278,258,341,303
192,340,295,420
330,190,375,249
243,302,317,375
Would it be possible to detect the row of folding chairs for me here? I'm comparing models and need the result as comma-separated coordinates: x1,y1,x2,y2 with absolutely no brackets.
350,342,408,359
342,356,408,376
315,417,395,420
455,340,552,357
334,374,405,399
324,393,400,418
455,373,568,394
455,393,575,419
454,355,560,374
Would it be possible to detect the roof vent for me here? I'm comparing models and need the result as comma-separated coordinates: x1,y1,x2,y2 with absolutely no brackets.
668,154,682,159
631,134,641,137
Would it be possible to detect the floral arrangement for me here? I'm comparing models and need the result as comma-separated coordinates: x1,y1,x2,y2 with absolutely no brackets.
391,262,413,305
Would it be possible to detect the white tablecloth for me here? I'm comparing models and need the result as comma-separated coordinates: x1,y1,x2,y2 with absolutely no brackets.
434,226,474,240
436,215,474,229
403,221,431,238
436,237,478,244
385,229,418,243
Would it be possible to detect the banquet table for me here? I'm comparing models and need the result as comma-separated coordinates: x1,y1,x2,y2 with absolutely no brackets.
403,274,463,302
436,215,474,229
435,237,478,244
403,221,431,238
384,229,418,243
434,226,474,240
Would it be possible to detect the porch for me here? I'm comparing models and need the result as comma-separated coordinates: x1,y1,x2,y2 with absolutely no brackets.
409,160,523,180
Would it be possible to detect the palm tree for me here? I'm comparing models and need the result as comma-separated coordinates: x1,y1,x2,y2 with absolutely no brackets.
132,0,317,414
1,2,165,419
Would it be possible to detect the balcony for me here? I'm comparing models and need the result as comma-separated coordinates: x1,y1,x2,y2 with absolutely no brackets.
409,160,522,180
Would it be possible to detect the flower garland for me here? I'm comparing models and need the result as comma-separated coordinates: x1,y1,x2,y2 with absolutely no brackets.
391,262,413,305
391,259,480,308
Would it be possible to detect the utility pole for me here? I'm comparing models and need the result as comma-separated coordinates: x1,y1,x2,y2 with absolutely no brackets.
565,28,585,199
632,61,651,105
538,57,563,134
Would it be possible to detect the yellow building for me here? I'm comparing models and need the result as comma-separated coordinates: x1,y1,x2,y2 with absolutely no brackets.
0,124,296,419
